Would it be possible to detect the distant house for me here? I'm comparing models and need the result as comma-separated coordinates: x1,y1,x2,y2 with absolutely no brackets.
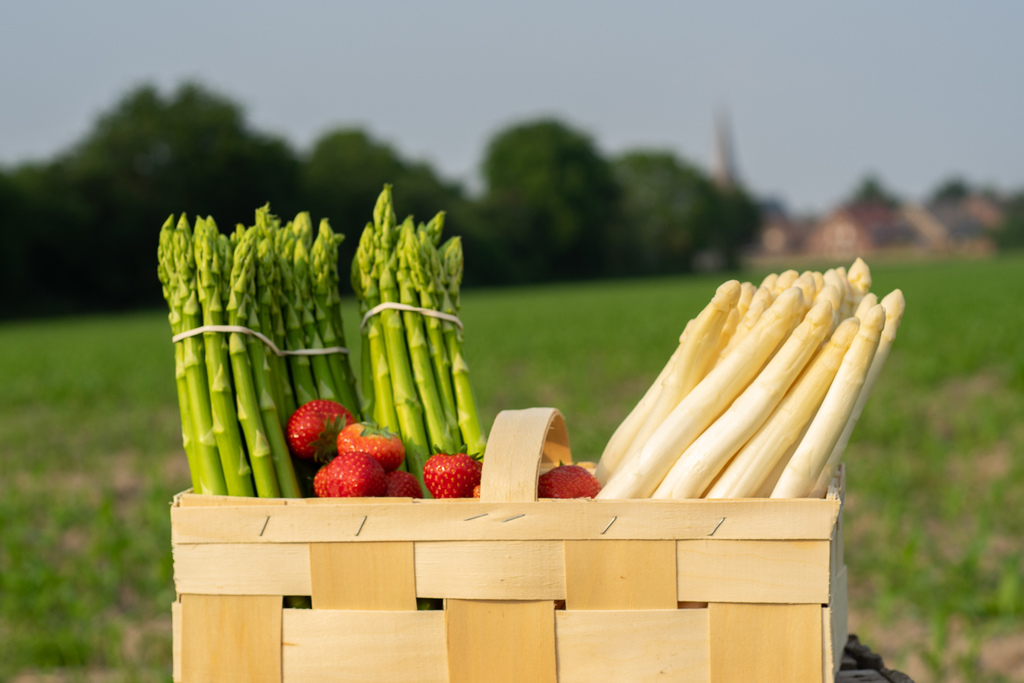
802,202,918,260
901,195,1000,255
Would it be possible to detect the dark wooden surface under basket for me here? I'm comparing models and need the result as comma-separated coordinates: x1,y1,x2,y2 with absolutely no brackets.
837,635,915,682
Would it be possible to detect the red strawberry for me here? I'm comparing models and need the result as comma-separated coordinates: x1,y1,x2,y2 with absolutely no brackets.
537,465,602,499
337,422,405,472
286,400,355,461
472,484,481,499
384,470,423,498
313,452,386,498
423,452,483,499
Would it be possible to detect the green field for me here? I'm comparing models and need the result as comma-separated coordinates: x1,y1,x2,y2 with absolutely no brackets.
2,256,1023,682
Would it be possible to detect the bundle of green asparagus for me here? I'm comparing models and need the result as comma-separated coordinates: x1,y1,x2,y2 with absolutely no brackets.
596,258,905,500
351,186,486,493
158,206,361,496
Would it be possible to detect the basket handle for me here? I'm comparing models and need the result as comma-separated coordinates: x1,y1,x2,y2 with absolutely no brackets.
478,407,572,503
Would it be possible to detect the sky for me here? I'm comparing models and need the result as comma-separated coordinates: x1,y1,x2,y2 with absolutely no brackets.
2,1,1022,214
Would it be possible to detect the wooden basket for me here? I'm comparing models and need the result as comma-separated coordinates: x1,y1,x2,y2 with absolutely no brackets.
170,407,848,683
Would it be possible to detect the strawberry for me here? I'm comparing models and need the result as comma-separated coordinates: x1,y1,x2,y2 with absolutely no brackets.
537,465,602,499
423,451,483,499
336,422,405,472
313,452,386,498
384,470,423,498
472,484,481,498
286,399,355,461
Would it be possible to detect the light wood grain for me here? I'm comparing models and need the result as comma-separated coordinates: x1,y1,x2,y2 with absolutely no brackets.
555,609,709,683
445,599,557,683
415,541,565,600
181,594,282,683
172,601,181,683
172,497,840,544
677,539,831,604
829,565,849,680
479,407,570,503
281,608,446,682
564,540,677,609
708,602,822,683
309,542,416,610
174,543,311,595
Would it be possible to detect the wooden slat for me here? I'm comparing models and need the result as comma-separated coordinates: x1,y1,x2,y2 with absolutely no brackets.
415,541,565,600
445,599,557,683
555,609,709,683
829,565,849,679
181,594,282,683
677,540,831,604
174,543,311,595
564,540,677,609
172,601,181,683
479,408,570,503
177,493,289,507
282,608,446,682
309,542,416,610
172,498,840,544
822,606,833,683
708,603,822,683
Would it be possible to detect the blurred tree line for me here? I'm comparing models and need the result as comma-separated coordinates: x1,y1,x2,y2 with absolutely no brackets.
0,82,760,320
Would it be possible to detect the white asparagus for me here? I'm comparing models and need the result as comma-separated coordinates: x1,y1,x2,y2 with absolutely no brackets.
795,271,819,303
717,284,775,361
598,287,805,500
704,317,860,499
854,292,879,321
836,266,855,317
847,257,872,304
653,298,834,499
772,269,799,296
712,282,756,363
811,271,825,296
759,272,779,292
771,304,886,498
754,440,800,497
810,289,906,497
606,281,742,485
814,284,843,331
595,338,684,484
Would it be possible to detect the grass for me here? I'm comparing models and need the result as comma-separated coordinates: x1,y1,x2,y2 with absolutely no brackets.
2,255,1023,681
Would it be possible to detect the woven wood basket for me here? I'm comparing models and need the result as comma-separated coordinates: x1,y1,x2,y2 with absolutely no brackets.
170,407,848,683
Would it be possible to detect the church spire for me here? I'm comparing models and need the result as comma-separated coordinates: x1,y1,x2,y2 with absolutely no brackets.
712,109,739,190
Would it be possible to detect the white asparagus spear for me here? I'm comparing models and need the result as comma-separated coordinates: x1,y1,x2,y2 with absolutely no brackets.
854,292,879,321
717,284,774,361
607,281,742,485
811,271,825,295
796,271,819,302
759,272,779,292
771,304,886,498
847,257,872,304
814,284,843,331
599,287,805,500
754,440,800,497
711,282,757,363
836,266,856,317
654,298,835,499
809,289,906,497
704,317,860,499
595,336,684,484
772,269,799,296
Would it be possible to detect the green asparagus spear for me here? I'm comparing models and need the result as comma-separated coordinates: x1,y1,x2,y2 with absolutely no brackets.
253,207,295,427
158,217,203,493
411,216,459,432
292,213,341,403
353,223,400,433
172,216,229,494
277,227,319,406
311,219,361,419
439,236,487,455
397,220,457,453
374,189,431,485
193,217,254,496
226,227,283,498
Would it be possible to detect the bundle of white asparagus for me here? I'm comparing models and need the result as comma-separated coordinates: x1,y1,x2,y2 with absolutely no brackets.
595,258,904,500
